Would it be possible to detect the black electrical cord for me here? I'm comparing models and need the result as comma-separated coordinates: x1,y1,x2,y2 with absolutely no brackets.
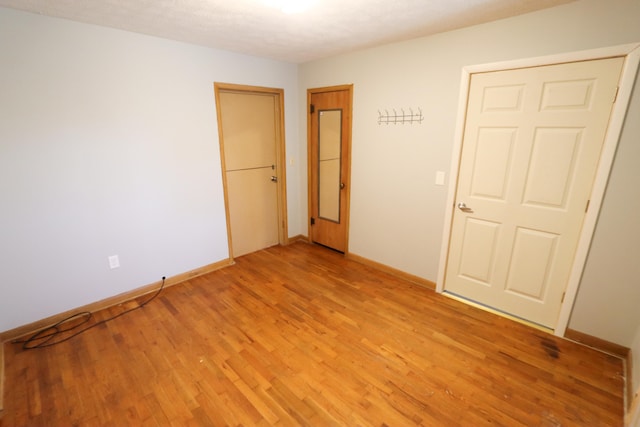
13,276,166,350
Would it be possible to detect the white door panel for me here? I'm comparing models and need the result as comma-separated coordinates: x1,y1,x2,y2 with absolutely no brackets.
445,57,624,328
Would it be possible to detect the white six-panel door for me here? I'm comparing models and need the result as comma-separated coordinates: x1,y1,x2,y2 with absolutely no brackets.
444,57,624,328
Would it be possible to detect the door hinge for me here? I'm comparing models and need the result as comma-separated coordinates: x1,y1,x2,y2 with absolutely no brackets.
310,104,315,114
310,217,315,225
585,199,590,213
613,86,619,103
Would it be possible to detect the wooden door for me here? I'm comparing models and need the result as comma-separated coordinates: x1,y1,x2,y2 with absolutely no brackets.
216,85,287,258
444,57,624,328
308,85,353,253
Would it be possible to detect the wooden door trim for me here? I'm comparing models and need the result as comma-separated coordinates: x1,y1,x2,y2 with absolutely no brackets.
307,84,354,254
214,82,289,262
436,43,640,336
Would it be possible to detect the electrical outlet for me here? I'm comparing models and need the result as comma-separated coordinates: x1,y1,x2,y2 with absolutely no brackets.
108,255,120,269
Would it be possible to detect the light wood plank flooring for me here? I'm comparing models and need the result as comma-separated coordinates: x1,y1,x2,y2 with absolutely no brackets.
1,242,624,426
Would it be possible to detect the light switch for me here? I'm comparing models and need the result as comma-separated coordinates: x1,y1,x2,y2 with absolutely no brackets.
108,255,120,269
435,171,445,186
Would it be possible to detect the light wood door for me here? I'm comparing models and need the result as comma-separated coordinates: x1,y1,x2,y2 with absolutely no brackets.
217,88,284,258
308,85,353,253
444,57,624,328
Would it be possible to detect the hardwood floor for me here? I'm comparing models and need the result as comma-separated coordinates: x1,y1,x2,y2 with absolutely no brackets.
1,242,624,426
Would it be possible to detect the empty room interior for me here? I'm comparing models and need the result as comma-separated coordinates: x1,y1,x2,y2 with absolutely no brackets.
1,0,640,425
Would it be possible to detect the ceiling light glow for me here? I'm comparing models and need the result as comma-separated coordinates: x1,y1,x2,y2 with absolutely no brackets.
264,0,315,14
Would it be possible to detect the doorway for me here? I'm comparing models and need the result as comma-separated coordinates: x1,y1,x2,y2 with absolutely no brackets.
215,83,288,259
308,85,353,253
442,57,626,329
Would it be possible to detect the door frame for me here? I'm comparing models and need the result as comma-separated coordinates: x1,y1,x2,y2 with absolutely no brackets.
307,84,354,253
214,82,289,262
436,43,640,336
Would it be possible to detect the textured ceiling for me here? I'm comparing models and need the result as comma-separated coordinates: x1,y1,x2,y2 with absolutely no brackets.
0,0,576,63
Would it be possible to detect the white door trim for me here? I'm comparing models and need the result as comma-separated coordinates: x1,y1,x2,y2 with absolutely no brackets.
436,43,640,336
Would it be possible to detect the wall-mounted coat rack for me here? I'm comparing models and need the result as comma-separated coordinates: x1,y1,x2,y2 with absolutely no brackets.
378,108,423,125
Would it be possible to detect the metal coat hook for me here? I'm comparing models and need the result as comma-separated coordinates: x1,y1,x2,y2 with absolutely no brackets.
378,107,423,125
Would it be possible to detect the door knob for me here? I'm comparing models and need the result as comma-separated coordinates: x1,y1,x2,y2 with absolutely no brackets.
270,176,278,182
457,202,472,212
340,182,345,190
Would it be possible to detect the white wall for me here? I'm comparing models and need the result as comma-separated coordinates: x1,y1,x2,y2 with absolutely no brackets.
570,69,640,346
298,0,640,347
0,7,300,332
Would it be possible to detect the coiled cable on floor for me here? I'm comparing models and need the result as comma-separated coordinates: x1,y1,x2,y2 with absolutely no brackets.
12,276,166,350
